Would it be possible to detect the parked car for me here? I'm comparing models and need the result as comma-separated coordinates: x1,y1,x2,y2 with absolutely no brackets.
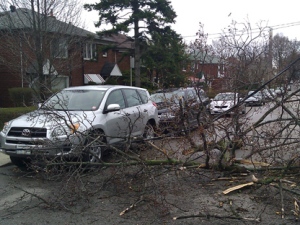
150,87,209,133
245,91,265,106
275,87,285,96
0,85,159,168
262,89,277,100
209,92,246,115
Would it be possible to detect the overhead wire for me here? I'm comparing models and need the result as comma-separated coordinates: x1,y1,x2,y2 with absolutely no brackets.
182,21,300,40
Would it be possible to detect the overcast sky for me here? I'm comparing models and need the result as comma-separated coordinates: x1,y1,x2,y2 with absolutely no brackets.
82,0,300,43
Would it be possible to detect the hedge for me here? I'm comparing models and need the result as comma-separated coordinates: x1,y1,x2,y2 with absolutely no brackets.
0,106,37,130
8,87,34,107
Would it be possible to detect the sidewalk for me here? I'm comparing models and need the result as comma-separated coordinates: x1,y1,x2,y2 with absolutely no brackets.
0,152,11,167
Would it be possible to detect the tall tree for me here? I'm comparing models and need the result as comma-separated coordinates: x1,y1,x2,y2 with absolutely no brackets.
212,19,270,90
84,0,177,87
142,27,187,88
272,34,300,82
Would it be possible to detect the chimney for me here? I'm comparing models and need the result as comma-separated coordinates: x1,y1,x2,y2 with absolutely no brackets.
10,5,16,12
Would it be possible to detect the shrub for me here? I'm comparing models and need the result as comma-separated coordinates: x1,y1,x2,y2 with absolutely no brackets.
0,106,37,130
8,87,34,107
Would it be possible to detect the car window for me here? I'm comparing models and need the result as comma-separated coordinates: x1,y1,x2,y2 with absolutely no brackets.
123,89,142,107
151,92,175,104
137,89,148,104
186,90,195,100
199,90,207,100
106,89,126,109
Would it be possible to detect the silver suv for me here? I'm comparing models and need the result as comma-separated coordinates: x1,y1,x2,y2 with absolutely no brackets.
0,85,158,168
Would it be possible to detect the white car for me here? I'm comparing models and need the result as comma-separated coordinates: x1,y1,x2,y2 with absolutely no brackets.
245,91,264,106
0,85,159,168
275,87,285,96
209,92,246,115
262,89,277,100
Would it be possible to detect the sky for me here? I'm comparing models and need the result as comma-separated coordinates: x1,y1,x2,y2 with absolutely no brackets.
82,0,300,43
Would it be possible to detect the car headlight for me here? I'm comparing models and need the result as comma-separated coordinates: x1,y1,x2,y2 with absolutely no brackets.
1,121,12,135
51,122,80,137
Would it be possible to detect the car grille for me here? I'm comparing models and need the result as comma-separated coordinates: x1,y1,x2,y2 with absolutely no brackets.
8,127,47,138
215,106,227,109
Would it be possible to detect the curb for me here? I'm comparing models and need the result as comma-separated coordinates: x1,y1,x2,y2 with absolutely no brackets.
0,153,11,167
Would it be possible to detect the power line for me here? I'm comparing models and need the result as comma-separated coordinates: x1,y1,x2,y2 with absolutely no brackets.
182,21,300,40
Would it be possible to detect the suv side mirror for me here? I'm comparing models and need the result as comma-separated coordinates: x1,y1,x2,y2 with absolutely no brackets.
104,104,120,114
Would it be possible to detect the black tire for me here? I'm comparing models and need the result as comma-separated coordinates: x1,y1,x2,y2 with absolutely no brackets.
10,156,31,170
143,123,155,141
242,108,246,114
83,131,106,163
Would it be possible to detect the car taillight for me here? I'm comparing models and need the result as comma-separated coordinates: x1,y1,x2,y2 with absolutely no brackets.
152,101,157,107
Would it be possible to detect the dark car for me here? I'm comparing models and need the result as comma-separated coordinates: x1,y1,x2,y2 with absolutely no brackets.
150,88,209,134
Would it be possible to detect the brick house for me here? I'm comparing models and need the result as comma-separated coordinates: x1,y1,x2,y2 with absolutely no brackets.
185,50,226,90
0,7,133,107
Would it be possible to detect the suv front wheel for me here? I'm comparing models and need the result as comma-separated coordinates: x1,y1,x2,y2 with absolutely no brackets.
83,131,106,163
10,156,31,170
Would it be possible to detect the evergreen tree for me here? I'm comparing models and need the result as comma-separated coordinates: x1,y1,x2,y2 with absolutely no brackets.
84,0,177,87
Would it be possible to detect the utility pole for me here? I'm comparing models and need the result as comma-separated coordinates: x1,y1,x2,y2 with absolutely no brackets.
268,28,273,81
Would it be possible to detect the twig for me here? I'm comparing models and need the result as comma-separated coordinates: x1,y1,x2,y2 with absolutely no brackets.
279,179,284,219
119,196,145,216
173,212,260,222
270,183,300,195
13,186,50,207
148,141,170,158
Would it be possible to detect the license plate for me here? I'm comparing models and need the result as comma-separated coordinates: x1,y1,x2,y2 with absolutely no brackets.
16,144,31,149
16,150,31,155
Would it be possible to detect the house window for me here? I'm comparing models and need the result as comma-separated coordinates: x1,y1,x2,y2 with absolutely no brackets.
218,65,224,78
83,43,97,60
102,51,107,57
51,38,68,58
51,75,69,90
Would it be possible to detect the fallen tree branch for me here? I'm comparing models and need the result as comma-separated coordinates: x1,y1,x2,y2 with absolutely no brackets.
270,183,300,196
173,212,260,222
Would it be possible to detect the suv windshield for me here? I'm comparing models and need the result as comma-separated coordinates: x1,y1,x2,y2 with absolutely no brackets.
41,90,105,111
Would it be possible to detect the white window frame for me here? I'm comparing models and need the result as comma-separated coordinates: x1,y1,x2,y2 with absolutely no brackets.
83,43,97,60
218,64,225,78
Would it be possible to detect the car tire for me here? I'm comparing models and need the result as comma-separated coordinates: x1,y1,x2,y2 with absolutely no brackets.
242,107,246,114
83,130,106,163
10,156,31,170
143,122,155,141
